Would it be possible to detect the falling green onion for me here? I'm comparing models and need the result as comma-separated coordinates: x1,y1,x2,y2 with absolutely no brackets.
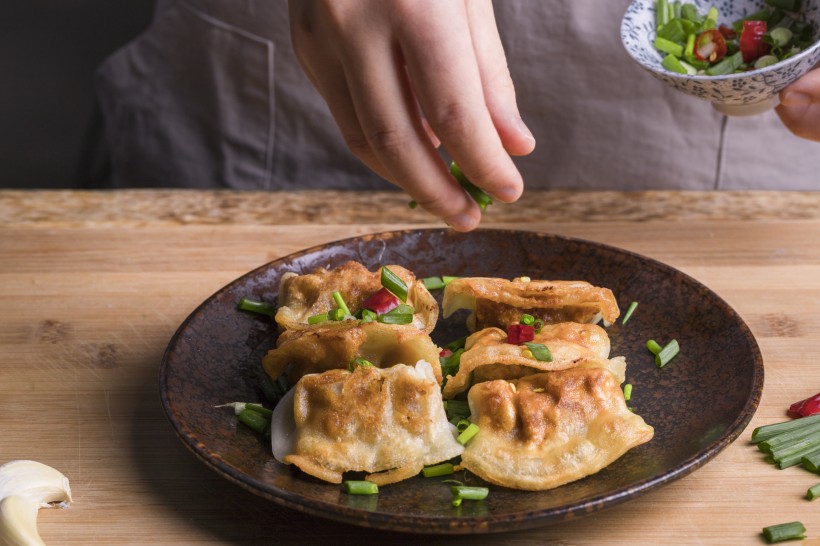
520,313,535,326
308,312,328,325
523,342,553,362
422,276,446,291
457,423,480,445
622,301,639,325
451,485,489,507
237,297,277,317
422,463,455,478
655,339,680,368
762,522,806,543
343,480,379,495
623,384,633,402
381,266,408,302
646,339,663,355
332,291,351,316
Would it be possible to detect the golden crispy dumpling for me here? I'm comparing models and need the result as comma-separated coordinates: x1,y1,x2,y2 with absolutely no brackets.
441,322,614,399
460,368,653,491
275,261,438,332
272,361,463,485
442,277,620,331
262,321,443,385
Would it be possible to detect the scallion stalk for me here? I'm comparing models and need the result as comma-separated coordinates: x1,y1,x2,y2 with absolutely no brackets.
308,312,329,325
332,291,351,316
762,521,806,543
381,266,409,302
450,485,489,507
450,162,493,211
457,423,480,445
806,483,820,500
343,480,379,495
422,276,446,291
752,413,820,443
523,342,553,362
237,297,276,317
646,339,663,355
238,408,269,435
623,383,633,402
621,301,639,325
655,339,680,368
422,463,455,478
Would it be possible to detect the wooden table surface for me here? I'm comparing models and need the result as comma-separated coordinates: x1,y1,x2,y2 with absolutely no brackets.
3,189,820,545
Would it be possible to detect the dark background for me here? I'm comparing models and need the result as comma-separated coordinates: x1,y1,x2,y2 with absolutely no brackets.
1,1,154,189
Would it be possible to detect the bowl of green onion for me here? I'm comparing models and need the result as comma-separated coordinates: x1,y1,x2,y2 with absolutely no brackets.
621,0,820,115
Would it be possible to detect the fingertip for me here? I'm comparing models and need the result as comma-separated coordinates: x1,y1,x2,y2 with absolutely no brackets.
445,212,481,232
781,90,811,108
504,116,536,157
492,182,524,204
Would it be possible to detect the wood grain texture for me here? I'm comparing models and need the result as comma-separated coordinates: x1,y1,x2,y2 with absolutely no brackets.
2,190,820,545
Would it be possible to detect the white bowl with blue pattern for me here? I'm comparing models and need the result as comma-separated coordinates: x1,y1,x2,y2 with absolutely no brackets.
621,0,820,115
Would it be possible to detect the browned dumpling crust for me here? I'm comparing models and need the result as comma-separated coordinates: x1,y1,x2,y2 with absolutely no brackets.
442,277,620,331
441,322,613,399
275,261,438,333
282,362,463,485
460,368,653,491
262,321,443,385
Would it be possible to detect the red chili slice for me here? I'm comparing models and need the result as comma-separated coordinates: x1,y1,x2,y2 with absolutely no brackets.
788,392,820,418
506,324,535,345
739,20,770,64
694,29,728,63
361,287,400,315
718,24,737,40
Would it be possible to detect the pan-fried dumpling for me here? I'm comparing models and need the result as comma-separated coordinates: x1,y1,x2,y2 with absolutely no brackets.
441,323,615,399
271,361,463,485
442,277,620,331
262,321,443,385
275,261,438,332
460,367,653,491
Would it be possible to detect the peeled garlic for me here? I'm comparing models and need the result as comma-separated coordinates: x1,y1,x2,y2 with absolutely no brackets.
0,460,71,546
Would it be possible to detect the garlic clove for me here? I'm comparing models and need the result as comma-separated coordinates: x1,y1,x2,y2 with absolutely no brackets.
0,460,72,546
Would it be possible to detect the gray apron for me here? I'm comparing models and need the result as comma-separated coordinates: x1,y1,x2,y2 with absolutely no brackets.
95,0,820,190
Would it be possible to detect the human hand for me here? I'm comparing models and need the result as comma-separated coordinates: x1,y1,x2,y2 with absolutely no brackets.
776,67,820,142
288,0,535,231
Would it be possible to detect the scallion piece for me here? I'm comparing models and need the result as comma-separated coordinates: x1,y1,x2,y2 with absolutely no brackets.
752,413,820,443
377,313,414,325
237,297,277,317
655,339,680,368
623,383,633,402
422,463,455,478
523,342,553,362
442,275,459,286
450,485,489,507
381,266,408,302
807,483,820,500
520,313,535,326
328,308,345,321
762,521,806,543
621,301,639,325
244,402,273,418
444,336,467,351
361,308,377,323
332,291,351,316
450,162,493,211
802,449,820,472
308,312,328,325
348,357,374,371
646,339,663,355
457,423,480,445
422,276,446,291
238,408,269,435
343,480,379,495
444,399,471,421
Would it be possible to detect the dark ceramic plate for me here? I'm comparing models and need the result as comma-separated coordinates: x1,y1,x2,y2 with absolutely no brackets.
159,228,763,534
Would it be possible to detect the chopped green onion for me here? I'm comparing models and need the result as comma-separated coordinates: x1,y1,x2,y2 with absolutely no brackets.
523,342,553,362
348,357,374,371
519,313,535,326
332,291,351,316
656,37,685,58
422,463,455,478
444,336,467,351
381,266,408,302
533,319,543,334
440,348,464,382
661,53,688,74
377,313,414,325
308,312,328,325
758,422,820,453
422,276,446,291
450,162,493,211
442,276,459,286
328,308,346,321
361,308,377,322
444,399,471,421
752,413,820,443
807,483,820,500
655,339,680,368
408,200,418,209
646,339,663,355
623,383,633,402
457,423,480,445
802,449,820,472
238,408,269,435
706,51,743,76
237,297,277,317
343,480,379,495
755,55,779,69
450,485,489,507
762,522,806,543
621,301,639,325
244,402,273,418
455,418,472,433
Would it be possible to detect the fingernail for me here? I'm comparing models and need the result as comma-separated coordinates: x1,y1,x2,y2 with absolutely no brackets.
494,185,522,203
782,91,811,107
515,116,535,142
445,213,478,232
